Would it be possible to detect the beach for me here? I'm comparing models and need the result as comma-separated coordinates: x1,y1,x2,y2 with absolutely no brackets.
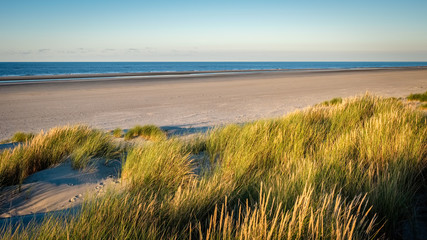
0,68,426,140
1,67,426,237
2,0,427,237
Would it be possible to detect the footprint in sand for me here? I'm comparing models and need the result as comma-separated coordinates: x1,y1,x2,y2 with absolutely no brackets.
69,193,83,202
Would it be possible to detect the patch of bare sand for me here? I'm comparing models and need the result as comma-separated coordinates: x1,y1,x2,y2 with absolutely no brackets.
0,159,122,220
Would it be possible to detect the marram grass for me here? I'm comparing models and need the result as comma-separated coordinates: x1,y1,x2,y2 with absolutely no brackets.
124,124,166,141
319,97,343,106
122,139,194,194
1,94,426,239
10,132,34,143
407,90,427,102
0,125,119,186
112,128,123,138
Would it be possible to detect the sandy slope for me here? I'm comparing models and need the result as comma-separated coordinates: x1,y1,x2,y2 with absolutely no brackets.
0,160,122,219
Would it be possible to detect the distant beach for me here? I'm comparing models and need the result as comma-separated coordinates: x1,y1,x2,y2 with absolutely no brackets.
1,61,427,77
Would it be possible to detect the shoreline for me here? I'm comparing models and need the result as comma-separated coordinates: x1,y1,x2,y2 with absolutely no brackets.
1,66,427,83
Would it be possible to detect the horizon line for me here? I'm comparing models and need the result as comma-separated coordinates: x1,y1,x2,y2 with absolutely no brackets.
1,60,427,63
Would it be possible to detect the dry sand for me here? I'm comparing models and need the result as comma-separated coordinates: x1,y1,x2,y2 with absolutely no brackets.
0,68,426,223
0,160,122,218
0,68,426,141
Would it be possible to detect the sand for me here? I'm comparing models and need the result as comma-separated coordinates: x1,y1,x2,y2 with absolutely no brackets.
0,68,426,141
0,160,122,218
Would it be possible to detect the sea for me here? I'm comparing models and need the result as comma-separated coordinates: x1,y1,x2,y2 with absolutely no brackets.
1,62,427,77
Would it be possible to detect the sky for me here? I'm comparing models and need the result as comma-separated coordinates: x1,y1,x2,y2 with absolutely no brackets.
1,0,427,61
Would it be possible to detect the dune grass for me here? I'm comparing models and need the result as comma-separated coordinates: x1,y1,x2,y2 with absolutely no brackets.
0,125,119,186
112,128,123,138
69,130,119,169
1,94,426,239
122,139,194,194
319,97,343,106
10,132,34,143
407,90,427,102
124,124,166,141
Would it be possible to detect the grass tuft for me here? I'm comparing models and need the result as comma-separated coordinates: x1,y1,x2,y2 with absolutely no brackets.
124,124,166,141
0,125,119,186
11,132,34,143
70,130,119,169
122,139,194,194
111,128,123,138
320,97,343,106
407,91,427,102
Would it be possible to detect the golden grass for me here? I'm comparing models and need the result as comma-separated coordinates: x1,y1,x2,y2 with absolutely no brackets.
319,97,343,106
10,132,34,143
112,128,123,138
124,124,166,141
407,91,427,102
0,125,119,186
122,139,194,194
1,94,426,239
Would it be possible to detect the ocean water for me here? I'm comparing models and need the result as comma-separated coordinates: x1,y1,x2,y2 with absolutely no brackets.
0,62,427,77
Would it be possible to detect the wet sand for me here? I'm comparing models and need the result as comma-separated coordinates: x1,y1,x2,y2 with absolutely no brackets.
0,68,426,140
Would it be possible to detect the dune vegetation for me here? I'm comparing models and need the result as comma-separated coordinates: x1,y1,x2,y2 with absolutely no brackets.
112,128,123,138
407,90,427,110
407,90,427,102
124,124,166,141
0,125,119,186
0,94,426,239
319,97,343,106
10,132,35,143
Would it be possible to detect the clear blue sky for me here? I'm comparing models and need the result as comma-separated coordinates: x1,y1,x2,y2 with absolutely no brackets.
1,0,426,61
